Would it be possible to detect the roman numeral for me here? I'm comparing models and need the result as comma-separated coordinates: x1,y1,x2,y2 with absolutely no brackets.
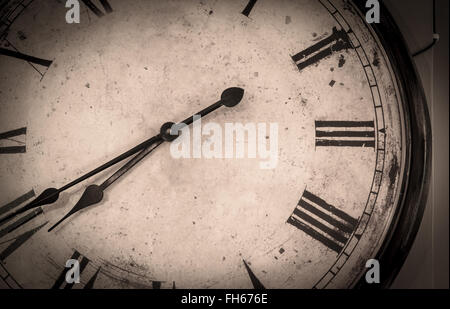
315,121,375,148
243,260,265,289
0,190,44,236
83,267,101,289
51,251,169,289
81,0,113,17
291,27,352,71
0,127,27,154
287,190,358,253
242,0,258,17
0,207,43,237
0,40,53,78
0,190,47,260
152,281,162,289
1,1,53,78
52,251,101,289
0,190,34,217
0,48,53,67
0,222,47,261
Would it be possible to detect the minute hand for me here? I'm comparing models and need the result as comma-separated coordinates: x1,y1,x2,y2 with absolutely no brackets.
47,87,244,232
0,126,163,227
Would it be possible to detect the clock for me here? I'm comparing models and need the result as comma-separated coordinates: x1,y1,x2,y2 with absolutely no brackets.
0,0,431,289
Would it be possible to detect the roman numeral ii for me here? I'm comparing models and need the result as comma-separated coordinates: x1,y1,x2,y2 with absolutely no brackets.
291,27,352,71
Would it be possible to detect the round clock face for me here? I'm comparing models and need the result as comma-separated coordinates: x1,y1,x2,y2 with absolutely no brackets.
0,0,422,289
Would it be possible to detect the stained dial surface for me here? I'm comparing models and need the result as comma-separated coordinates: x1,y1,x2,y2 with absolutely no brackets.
0,0,405,289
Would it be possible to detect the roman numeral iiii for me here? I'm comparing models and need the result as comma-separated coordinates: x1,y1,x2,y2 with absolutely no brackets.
287,190,358,253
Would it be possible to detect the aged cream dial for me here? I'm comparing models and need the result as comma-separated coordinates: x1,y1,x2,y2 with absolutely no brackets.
0,0,430,289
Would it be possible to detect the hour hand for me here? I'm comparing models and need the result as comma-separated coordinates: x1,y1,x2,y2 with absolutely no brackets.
48,87,244,232
47,139,163,232
48,185,103,232
0,134,163,226
0,188,59,226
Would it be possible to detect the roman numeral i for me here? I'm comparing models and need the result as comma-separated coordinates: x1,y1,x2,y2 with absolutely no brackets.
287,190,358,253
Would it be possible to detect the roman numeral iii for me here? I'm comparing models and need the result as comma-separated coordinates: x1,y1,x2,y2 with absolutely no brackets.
291,27,352,71
287,190,358,253
315,120,376,148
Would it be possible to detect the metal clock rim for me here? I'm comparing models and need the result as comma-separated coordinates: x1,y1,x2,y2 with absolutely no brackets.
352,0,432,289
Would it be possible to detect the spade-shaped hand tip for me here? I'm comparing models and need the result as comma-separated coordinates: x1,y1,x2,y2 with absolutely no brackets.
48,185,104,232
35,188,59,206
221,87,244,107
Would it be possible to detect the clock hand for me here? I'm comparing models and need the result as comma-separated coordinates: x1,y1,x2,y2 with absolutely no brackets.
47,140,163,232
0,134,163,226
181,86,244,125
0,87,244,227
47,87,244,232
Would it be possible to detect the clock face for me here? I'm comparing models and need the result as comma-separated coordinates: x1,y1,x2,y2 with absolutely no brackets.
0,0,422,289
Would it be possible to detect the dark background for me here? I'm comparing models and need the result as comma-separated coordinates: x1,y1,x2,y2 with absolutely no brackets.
383,0,448,289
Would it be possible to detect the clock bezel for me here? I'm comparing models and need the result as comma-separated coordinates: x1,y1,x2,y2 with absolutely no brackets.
0,0,432,289
351,0,432,288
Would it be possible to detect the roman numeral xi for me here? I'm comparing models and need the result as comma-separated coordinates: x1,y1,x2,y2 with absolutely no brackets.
287,190,358,253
